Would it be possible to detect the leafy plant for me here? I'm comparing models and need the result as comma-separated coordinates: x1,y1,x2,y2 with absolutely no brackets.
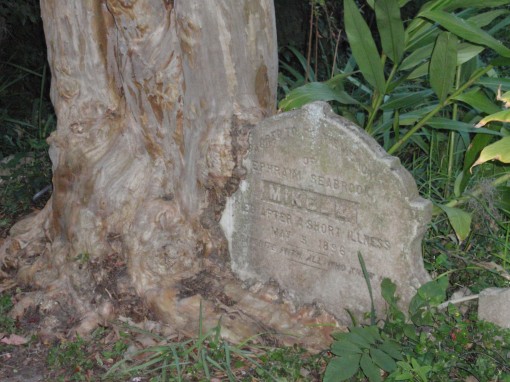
47,335,96,382
324,325,403,382
0,293,16,334
279,0,510,243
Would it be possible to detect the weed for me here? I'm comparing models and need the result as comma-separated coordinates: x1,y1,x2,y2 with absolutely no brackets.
0,293,16,334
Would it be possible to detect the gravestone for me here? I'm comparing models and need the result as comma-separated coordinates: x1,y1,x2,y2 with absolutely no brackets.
221,102,431,323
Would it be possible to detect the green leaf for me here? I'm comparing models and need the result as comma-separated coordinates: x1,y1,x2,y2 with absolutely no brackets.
323,355,361,382
399,43,433,71
471,136,510,169
427,117,503,136
395,371,414,380
468,10,509,28
351,326,381,344
437,204,472,241
278,82,359,111
408,62,429,79
443,0,510,11
453,88,502,114
331,340,363,356
399,105,438,125
419,10,510,57
457,43,485,65
476,109,510,127
381,278,397,304
344,0,386,93
375,0,405,63
415,278,448,307
379,341,403,361
380,90,434,111
476,77,510,92
430,32,458,103
347,332,372,348
370,348,397,372
360,353,382,382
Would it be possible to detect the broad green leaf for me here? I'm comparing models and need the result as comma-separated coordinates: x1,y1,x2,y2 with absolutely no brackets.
347,332,372,348
326,72,354,88
443,0,510,11
323,355,361,382
491,57,510,67
399,105,438,125
331,340,363,356
278,82,359,111
454,88,501,114
370,348,397,372
351,326,381,344
360,353,382,382
408,62,429,79
399,43,433,71
379,341,404,361
413,277,448,308
405,21,439,53
381,278,397,304
427,117,503,135
457,43,485,65
375,0,405,63
395,371,414,379
344,0,386,93
471,136,510,169
477,77,510,92
419,10,510,57
476,109,510,127
381,90,434,111
437,204,472,241
468,10,509,28
430,32,458,103
400,42,482,73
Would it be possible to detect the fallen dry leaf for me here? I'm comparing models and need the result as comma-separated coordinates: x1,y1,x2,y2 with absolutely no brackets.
1,333,29,345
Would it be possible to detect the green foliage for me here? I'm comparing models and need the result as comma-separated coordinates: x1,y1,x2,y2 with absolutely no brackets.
106,313,321,381
326,278,510,381
0,293,16,334
279,0,510,245
324,326,403,382
47,336,96,382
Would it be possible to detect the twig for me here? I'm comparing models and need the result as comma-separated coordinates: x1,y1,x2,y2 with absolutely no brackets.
437,294,479,310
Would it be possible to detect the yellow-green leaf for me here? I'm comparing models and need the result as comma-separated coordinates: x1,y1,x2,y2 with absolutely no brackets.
438,205,472,242
471,136,510,169
476,109,510,127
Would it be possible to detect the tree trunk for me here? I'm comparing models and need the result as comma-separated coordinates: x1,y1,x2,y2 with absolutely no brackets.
1,0,338,349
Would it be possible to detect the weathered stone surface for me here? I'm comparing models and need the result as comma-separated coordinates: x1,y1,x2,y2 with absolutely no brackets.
221,102,431,323
478,288,510,328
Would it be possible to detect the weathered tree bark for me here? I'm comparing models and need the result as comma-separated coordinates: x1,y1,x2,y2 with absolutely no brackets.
1,0,338,349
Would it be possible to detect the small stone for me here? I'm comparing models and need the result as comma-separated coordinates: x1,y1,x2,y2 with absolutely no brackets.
478,288,510,328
